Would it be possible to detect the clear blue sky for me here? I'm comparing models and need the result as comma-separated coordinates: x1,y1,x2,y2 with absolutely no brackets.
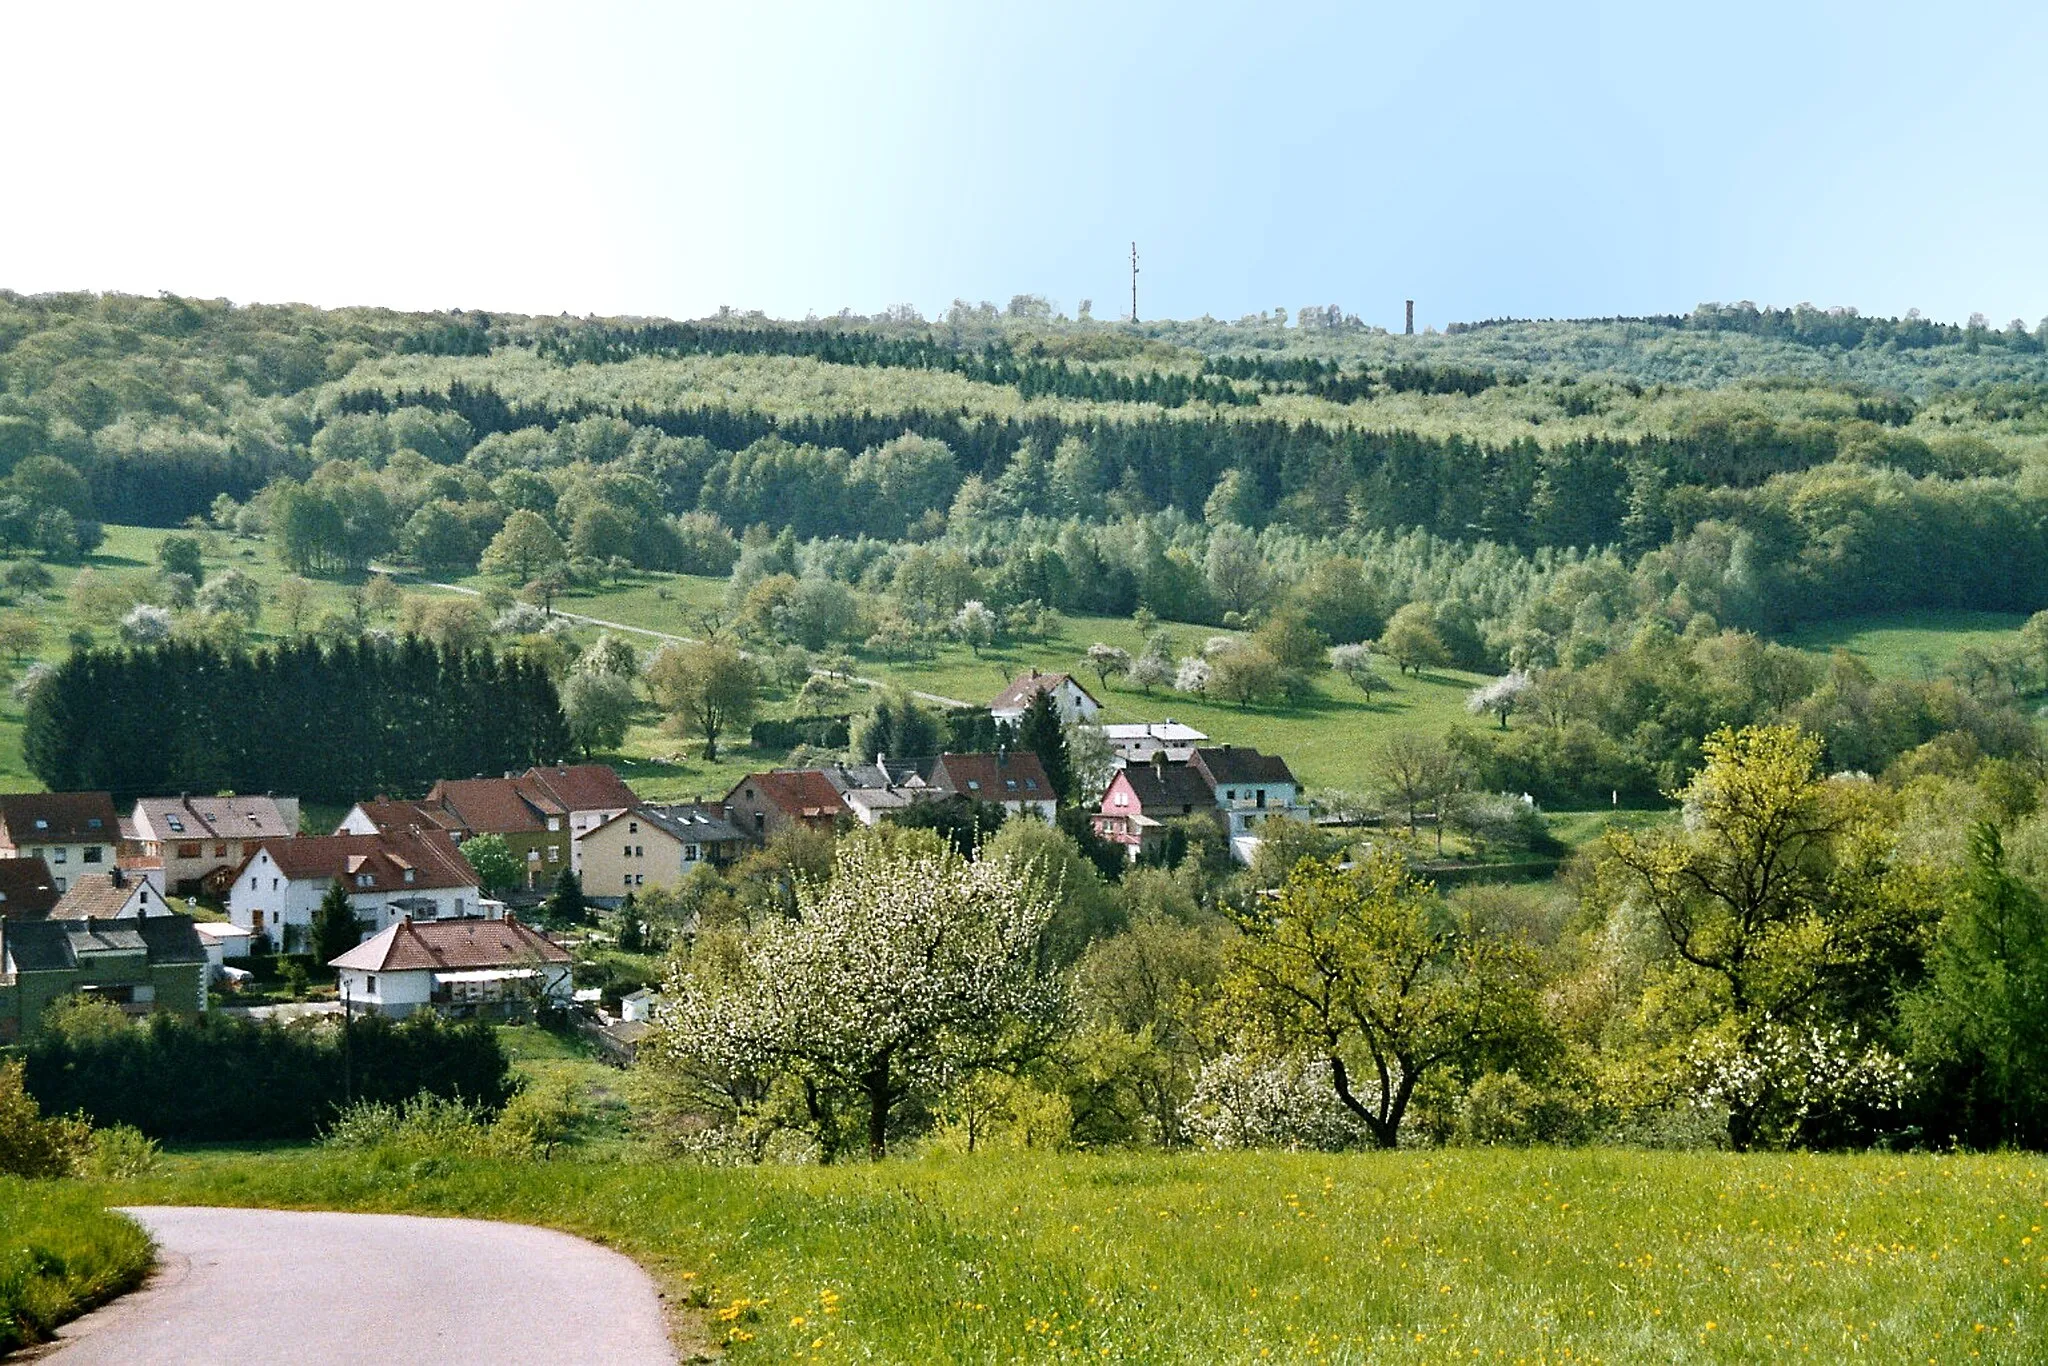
7,1,2045,330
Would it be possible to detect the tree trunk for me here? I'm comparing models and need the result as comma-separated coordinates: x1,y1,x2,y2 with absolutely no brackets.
864,1053,892,1160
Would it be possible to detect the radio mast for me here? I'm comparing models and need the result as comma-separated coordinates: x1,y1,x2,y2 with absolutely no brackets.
1130,242,1140,324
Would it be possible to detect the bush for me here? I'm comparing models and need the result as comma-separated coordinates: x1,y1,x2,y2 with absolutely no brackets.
321,1093,495,1156
78,1125,160,1181
749,716,851,751
0,1061,91,1178
23,1011,517,1142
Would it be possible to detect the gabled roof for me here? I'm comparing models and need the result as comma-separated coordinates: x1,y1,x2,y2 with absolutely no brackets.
134,794,299,842
1110,759,1216,811
239,830,479,893
725,770,850,821
50,872,156,921
586,804,745,848
1101,721,1209,744
933,751,1055,803
1192,745,1297,787
330,915,571,972
0,792,121,847
819,758,937,794
2,913,206,973
518,764,638,814
989,670,1101,713
425,778,548,835
344,798,462,836
0,856,60,918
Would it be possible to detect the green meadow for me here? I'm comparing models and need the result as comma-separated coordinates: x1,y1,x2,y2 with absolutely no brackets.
96,1146,2048,1363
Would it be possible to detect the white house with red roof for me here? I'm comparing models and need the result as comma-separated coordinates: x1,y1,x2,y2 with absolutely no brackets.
989,669,1101,726
329,915,571,1019
225,829,485,953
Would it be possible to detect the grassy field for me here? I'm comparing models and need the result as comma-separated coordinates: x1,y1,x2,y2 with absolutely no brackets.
90,1146,2048,1362
1780,610,2029,680
0,1178,154,1352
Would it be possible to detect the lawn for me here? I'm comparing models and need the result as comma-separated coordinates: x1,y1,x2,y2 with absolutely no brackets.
94,1146,2048,1362
0,1177,154,1352
1780,610,2029,680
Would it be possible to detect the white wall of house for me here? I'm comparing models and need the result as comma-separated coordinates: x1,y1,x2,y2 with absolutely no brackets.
993,677,1100,726
228,849,479,951
338,965,435,1017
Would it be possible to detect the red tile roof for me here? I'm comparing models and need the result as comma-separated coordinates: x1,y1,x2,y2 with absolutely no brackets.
425,778,547,835
330,915,571,972
989,670,1100,713
518,764,637,814
239,830,479,893
933,751,1054,802
346,798,462,836
0,792,121,847
727,770,849,820
0,856,59,918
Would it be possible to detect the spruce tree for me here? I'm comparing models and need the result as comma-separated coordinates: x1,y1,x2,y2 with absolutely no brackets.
311,879,363,965
1017,686,1073,801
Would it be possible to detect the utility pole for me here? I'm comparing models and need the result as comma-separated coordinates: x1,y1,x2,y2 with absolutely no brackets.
1130,242,1140,324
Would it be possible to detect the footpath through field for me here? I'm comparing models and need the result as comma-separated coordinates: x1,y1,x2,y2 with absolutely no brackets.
378,564,974,709
37,1206,675,1365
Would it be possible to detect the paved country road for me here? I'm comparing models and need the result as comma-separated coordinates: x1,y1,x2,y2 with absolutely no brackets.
37,1207,676,1365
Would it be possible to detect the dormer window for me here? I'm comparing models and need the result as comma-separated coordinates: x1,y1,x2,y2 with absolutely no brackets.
87,818,102,829
356,873,373,888
967,780,980,792
403,869,415,883
33,818,47,830
166,816,184,833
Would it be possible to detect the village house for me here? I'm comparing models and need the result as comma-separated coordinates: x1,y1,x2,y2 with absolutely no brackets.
989,669,1102,726
0,857,61,919
0,792,124,893
0,913,208,1041
129,793,301,896
1091,745,1303,865
50,868,167,921
577,803,745,902
226,828,487,953
723,770,850,842
930,751,1059,821
329,916,572,1020
1101,721,1209,765
337,763,638,888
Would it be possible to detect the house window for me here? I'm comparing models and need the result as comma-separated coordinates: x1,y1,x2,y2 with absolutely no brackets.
754,812,765,833
1114,792,1128,808
215,843,228,857
356,874,373,888
250,875,258,890
1226,789,1236,801
403,869,415,883
684,846,698,862
635,874,644,886
526,850,540,863
51,848,65,864
1256,790,1267,809
87,818,102,830
547,845,560,862
252,909,264,930
53,876,65,891
272,877,280,890
547,817,561,831
635,845,644,857
82,846,102,864
629,821,638,834
365,975,376,996
624,874,633,887
178,842,201,858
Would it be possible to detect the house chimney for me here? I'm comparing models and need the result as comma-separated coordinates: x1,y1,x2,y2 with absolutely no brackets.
110,866,124,888
1151,750,1168,776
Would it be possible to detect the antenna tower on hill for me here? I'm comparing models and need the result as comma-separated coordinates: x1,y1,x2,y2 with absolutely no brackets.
1130,242,1140,324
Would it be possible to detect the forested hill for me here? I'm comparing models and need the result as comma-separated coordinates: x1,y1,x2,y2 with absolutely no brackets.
5,288,2048,649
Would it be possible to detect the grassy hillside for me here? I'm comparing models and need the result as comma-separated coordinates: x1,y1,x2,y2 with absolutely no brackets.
0,1179,153,1351
104,1147,2048,1363
1781,610,2031,680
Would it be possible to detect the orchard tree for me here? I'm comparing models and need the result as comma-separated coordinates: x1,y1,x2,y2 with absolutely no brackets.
1330,643,1387,699
656,840,1062,1159
1466,670,1533,728
1086,643,1132,691
646,640,756,762
1209,643,1284,709
1370,732,1466,847
1224,852,1540,1149
1380,602,1449,676
562,670,637,757
481,510,565,582
195,568,262,626
952,599,997,656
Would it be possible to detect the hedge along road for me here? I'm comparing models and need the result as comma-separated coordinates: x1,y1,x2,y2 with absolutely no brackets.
39,1207,676,1365
375,564,974,710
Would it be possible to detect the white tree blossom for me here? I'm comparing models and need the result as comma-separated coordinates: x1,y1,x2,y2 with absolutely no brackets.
119,604,173,646
1183,1050,1377,1151
951,599,997,656
1330,642,1386,697
654,841,1062,1159
493,602,551,636
1174,656,1212,694
1128,652,1171,693
1466,670,1533,728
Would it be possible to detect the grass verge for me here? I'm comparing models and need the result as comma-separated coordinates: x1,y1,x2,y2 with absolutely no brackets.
0,1177,153,1352
96,1146,2048,1362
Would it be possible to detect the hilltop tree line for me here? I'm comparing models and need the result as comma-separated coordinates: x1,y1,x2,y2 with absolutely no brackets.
23,637,571,801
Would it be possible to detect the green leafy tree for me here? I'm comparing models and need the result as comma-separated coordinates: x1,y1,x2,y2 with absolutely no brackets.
157,533,206,585
1017,685,1073,800
1380,602,1449,676
481,509,566,582
1223,852,1540,1149
646,640,757,762
460,834,521,895
561,670,637,757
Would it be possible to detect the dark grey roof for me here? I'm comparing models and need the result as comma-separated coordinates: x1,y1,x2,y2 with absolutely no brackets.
639,804,745,846
2,914,207,972
1192,746,1297,787
1117,760,1216,810
819,758,938,794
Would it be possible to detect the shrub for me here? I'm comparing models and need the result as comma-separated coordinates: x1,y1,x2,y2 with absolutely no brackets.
78,1125,160,1181
0,1061,91,1178
321,1093,495,1156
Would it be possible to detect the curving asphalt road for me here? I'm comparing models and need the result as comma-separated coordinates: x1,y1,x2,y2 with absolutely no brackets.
40,1206,675,1365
